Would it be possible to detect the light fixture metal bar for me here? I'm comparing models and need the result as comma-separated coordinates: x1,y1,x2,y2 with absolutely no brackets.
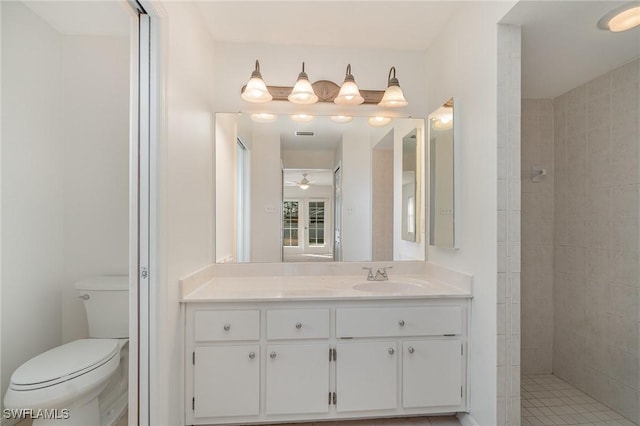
240,79,384,104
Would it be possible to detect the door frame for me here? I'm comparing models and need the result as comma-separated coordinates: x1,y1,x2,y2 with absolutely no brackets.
126,1,161,424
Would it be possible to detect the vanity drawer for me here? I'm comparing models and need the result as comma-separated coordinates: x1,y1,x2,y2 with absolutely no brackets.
336,306,462,338
194,310,260,342
266,309,330,340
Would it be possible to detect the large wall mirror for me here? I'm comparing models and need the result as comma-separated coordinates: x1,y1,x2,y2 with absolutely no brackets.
215,113,425,263
429,98,456,248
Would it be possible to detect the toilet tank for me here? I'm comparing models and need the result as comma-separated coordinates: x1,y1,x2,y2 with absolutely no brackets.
75,276,129,338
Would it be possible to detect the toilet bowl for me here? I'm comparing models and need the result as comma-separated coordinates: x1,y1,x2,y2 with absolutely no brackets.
4,277,129,425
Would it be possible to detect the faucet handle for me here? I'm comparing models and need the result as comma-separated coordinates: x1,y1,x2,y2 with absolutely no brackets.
378,266,392,278
362,267,374,280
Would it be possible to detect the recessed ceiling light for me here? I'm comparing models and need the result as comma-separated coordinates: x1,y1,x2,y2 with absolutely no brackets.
598,3,640,32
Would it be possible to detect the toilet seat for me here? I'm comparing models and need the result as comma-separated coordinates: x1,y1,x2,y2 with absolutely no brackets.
10,339,120,391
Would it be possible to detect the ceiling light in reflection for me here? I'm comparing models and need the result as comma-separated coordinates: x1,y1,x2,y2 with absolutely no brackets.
598,4,640,32
367,116,392,127
250,113,278,123
330,115,353,124
290,114,315,122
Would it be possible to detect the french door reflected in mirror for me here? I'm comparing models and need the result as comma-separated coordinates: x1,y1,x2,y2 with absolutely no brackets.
283,199,332,262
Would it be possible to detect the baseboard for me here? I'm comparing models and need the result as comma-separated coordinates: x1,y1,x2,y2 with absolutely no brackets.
457,412,479,426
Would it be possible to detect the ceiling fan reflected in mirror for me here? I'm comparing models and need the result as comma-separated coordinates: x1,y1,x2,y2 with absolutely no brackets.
285,172,313,190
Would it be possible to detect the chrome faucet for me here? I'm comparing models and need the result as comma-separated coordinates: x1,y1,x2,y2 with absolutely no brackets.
363,266,392,281
374,266,392,281
362,267,374,281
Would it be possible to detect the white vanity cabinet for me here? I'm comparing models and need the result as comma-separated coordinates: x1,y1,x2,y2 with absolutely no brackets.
184,299,469,425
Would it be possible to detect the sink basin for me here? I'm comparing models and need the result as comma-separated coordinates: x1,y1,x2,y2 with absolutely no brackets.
352,281,423,293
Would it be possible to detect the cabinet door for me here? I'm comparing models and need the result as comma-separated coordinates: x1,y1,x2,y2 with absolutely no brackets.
193,345,259,418
336,341,397,412
402,339,463,408
266,343,330,415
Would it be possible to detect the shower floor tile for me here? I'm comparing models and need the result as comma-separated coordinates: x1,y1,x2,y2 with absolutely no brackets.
522,374,637,426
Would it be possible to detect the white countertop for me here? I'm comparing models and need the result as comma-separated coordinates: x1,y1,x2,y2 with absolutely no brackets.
181,274,472,302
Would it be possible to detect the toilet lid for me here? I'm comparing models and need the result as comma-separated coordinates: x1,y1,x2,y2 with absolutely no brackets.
11,339,119,387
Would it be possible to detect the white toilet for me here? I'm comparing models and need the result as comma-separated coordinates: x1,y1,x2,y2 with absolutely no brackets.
4,276,129,426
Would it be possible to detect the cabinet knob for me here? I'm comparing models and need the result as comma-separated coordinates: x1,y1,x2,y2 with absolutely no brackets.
270,351,277,359
295,322,302,329
408,346,415,354
248,352,255,359
388,347,395,355
223,323,231,331
398,320,405,327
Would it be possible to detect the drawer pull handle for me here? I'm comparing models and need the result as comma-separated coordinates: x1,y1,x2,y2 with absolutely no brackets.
270,351,277,359
295,322,302,329
248,352,255,359
408,346,415,354
223,323,231,331
398,320,405,327
388,348,395,355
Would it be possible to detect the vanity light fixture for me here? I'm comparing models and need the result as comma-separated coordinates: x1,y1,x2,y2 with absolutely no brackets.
334,64,365,105
368,116,393,127
288,62,319,104
598,3,640,32
330,115,353,123
250,113,278,123
240,60,408,106
241,60,272,103
378,67,408,108
290,114,315,122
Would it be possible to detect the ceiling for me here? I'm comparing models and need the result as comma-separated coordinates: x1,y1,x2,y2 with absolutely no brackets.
23,1,130,36
23,1,640,100
502,1,640,98
195,1,462,51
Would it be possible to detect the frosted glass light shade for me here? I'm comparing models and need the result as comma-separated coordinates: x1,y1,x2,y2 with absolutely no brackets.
334,64,364,105
334,81,364,105
289,79,318,104
368,116,392,127
378,85,408,108
242,77,272,103
378,67,408,108
241,60,272,103
288,63,318,104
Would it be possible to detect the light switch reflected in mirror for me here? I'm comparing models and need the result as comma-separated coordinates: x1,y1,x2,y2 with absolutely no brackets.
214,113,426,263
429,98,456,248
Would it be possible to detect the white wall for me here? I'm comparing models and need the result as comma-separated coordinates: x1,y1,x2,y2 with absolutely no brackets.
1,2,65,411
61,35,130,343
214,113,237,263
341,123,372,261
155,2,216,424
424,3,517,425
249,125,282,262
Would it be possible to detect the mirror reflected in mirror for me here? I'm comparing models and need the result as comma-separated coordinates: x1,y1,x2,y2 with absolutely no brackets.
215,113,425,263
429,98,456,248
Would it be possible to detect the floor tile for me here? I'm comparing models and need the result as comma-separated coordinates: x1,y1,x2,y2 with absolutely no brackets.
522,374,637,426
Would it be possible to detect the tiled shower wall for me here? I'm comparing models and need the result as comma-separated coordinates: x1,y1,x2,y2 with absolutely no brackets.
552,59,640,424
521,99,554,375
